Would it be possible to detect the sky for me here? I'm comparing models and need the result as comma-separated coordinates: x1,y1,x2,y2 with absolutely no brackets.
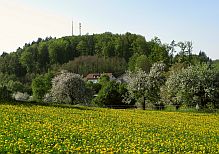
1,0,219,59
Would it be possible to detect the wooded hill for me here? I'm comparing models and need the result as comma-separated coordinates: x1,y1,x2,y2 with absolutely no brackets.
0,32,213,96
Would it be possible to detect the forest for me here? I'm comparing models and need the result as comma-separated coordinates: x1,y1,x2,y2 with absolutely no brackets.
1,32,219,110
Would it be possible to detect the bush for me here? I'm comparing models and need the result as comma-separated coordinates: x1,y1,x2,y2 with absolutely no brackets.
86,82,102,94
92,81,135,108
0,86,12,101
32,73,53,101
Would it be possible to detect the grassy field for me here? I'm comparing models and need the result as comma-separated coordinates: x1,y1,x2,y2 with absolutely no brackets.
0,104,219,153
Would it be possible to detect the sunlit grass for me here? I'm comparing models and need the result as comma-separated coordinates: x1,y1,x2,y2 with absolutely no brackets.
0,104,219,153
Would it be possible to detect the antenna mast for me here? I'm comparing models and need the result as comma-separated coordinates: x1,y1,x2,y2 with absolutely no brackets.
79,22,81,36
72,20,74,36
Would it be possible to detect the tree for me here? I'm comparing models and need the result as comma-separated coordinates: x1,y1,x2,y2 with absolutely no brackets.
86,81,102,94
128,53,139,72
92,81,132,108
162,64,218,109
20,45,39,73
0,86,11,101
169,40,177,64
131,36,147,55
128,54,151,72
135,55,151,73
146,37,170,65
126,63,166,110
0,73,17,87
61,56,127,77
50,71,92,104
120,33,133,61
1,52,26,77
198,51,210,63
76,40,89,56
7,80,25,93
174,41,193,63
48,39,73,65
98,74,110,85
32,73,53,101
38,42,50,72
1,52,8,57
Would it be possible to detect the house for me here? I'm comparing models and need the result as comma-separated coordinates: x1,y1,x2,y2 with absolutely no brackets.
85,73,115,83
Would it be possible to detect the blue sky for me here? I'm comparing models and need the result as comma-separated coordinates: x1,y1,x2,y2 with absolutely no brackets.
1,0,219,59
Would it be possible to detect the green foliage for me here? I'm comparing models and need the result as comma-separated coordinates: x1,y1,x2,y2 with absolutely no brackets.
135,55,151,72
0,73,16,86
0,52,26,77
146,37,170,65
128,54,139,72
7,80,25,93
86,82,102,94
37,42,50,72
32,73,53,101
212,59,219,72
131,35,147,55
0,86,12,101
93,81,132,108
0,32,211,80
20,45,39,73
98,74,110,85
128,54,151,72
0,73,26,95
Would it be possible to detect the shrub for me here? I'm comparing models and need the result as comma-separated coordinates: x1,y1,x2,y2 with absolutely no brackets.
92,81,134,108
0,86,12,101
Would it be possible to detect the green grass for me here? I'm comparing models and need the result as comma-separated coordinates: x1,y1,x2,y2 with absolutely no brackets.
0,104,219,153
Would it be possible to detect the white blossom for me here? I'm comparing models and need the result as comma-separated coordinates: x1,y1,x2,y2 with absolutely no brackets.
50,71,91,104
126,62,166,106
12,92,29,101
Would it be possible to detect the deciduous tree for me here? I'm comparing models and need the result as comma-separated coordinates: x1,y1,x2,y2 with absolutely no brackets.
126,62,166,110
50,71,92,104
162,64,218,109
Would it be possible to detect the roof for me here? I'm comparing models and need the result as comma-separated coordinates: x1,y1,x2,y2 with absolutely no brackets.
85,73,113,80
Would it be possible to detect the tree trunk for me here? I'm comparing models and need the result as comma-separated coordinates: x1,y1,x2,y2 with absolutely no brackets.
175,104,180,110
70,95,75,105
143,96,146,110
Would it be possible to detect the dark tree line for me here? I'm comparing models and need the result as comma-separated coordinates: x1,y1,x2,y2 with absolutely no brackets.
61,56,127,77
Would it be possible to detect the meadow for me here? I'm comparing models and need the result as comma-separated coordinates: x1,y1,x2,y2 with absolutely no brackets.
0,104,219,153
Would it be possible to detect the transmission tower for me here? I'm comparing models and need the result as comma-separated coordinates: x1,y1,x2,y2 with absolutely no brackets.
72,20,74,36
79,22,81,36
